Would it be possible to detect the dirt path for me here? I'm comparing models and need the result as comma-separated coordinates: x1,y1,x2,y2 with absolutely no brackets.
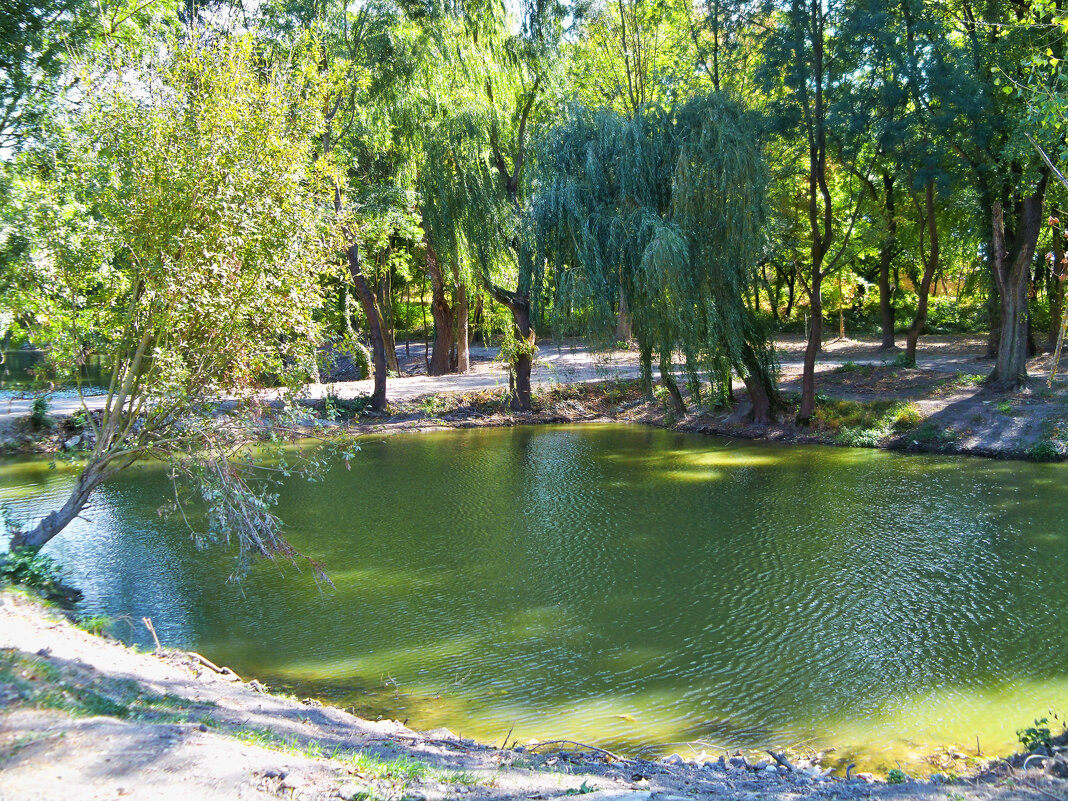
1,592,1062,801
0,336,997,423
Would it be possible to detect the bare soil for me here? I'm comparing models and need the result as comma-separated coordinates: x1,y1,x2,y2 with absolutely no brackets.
1,592,1063,801
6,335,1068,461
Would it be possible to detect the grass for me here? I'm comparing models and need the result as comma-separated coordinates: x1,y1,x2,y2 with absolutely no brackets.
833,360,875,376
0,648,216,723
810,398,924,447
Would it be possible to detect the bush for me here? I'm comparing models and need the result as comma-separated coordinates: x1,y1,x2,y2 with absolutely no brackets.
29,396,52,430
0,548,70,600
1018,718,1054,752
1027,440,1062,462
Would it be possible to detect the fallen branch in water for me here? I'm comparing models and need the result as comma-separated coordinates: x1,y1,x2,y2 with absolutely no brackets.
525,740,629,763
767,751,794,771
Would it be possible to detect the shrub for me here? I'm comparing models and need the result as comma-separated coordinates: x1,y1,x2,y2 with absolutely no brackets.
0,548,67,599
29,396,53,430
1027,440,1061,462
1018,718,1054,752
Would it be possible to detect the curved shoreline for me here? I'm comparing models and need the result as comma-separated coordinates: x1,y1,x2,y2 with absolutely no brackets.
0,589,1058,801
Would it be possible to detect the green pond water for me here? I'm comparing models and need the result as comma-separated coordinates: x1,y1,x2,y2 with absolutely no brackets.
2,424,1066,772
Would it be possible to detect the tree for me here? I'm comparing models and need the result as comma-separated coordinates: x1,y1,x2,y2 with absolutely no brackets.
6,35,336,565
532,94,782,422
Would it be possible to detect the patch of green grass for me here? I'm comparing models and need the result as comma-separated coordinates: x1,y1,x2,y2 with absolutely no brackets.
912,422,959,444
73,615,113,637
955,372,986,386
1,649,212,723
812,399,924,447
996,400,1014,414
886,768,907,784
1026,440,1062,462
833,360,874,376
565,780,597,795
345,751,428,783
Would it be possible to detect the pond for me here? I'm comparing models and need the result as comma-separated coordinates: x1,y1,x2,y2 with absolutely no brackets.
2,424,1065,772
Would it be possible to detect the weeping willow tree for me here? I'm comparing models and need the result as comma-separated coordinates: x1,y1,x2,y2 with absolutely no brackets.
408,0,564,410
531,92,781,422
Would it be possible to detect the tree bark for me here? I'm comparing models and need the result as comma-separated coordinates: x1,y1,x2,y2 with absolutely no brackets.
377,271,399,375
348,243,387,411
615,292,632,342
989,174,1048,391
797,0,831,424
425,238,455,377
455,284,470,373
10,461,109,551
878,173,896,349
659,350,686,415
904,180,939,365
1051,223,1066,353
508,299,534,412
739,342,780,425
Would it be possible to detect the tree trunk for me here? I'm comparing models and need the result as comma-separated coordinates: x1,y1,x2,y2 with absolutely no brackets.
878,173,896,349
508,300,534,412
1050,223,1066,352
348,243,387,411
456,284,470,374
989,175,1048,391
659,350,685,415
377,272,399,375
10,461,108,551
615,293,632,342
638,335,653,398
904,180,939,365
739,343,780,425
425,239,455,377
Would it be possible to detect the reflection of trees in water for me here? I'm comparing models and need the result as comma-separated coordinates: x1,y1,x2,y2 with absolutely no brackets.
43,468,198,649
5,429,1068,759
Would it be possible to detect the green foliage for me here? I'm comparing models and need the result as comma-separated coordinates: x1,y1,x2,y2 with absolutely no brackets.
1027,440,1062,462
28,396,52,430
813,399,923,446
532,93,779,407
0,547,67,598
1018,717,1054,752
886,768,907,785
5,35,345,565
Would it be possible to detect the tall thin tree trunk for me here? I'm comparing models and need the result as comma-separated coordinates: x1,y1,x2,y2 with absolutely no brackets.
456,284,470,373
615,292,632,342
425,238,454,377
989,175,1048,390
905,180,939,365
508,300,534,412
878,173,896,349
659,350,685,415
377,271,399,375
1050,224,1065,353
348,243,387,411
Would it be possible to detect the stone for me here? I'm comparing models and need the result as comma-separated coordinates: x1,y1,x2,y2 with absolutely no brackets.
854,773,875,783
280,773,306,790
728,756,748,769
660,754,685,766
429,728,459,741
765,765,778,775
572,792,652,801
64,435,80,449
706,757,726,772
754,761,769,770
198,723,208,732
338,784,371,801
